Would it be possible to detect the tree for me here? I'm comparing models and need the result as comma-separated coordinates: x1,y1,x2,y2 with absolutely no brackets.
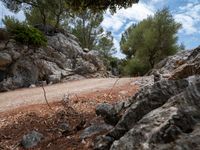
67,10,116,55
24,6,53,26
96,32,116,69
65,10,116,69
1,0,139,13
120,24,136,59
96,32,116,59
179,43,185,50
67,10,104,50
121,8,181,69
1,0,140,27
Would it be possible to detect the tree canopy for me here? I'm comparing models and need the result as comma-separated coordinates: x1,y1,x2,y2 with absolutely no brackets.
1,0,139,13
120,8,181,75
65,10,116,69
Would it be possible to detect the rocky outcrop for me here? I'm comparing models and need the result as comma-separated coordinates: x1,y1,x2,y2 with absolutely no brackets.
94,76,200,150
110,76,200,150
149,46,200,81
94,47,200,150
0,32,107,91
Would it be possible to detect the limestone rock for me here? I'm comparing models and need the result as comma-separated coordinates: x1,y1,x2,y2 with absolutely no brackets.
110,77,200,150
96,103,119,125
0,32,107,91
0,52,12,69
150,46,200,80
80,123,113,139
21,131,43,149
94,135,115,150
58,123,70,135
108,79,189,140
94,76,200,150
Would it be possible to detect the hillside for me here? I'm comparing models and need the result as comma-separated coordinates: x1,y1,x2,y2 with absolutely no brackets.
0,46,199,149
0,30,108,92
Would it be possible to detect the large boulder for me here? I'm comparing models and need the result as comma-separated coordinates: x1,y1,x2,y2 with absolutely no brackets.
93,46,200,150
94,76,200,150
0,32,107,91
110,76,200,150
0,52,12,70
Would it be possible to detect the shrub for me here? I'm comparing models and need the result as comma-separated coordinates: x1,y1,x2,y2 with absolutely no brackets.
2,16,47,46
123,58,150,76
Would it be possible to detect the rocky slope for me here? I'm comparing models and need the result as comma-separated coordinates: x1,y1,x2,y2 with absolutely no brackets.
94,46,200,150
0,31,107,91
150,46,200,80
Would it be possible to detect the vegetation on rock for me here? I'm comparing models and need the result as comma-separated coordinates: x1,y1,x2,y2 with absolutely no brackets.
1,0,139,14
3,16,47,46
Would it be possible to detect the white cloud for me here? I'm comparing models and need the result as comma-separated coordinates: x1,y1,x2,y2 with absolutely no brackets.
175,3,200,35
102,2,155,58
113,38,126,58
174,14,197,35
124,21,135,30
102,2,154,33
0,2,25,27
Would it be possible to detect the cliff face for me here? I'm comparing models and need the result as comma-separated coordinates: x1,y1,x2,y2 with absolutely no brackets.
0,32,107,91
94,47,200,150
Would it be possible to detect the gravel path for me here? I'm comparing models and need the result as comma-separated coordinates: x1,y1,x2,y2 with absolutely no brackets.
0,78,134,112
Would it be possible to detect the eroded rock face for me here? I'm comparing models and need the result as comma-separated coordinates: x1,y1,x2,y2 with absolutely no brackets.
110,77,200,150
0,32,107,91
149,46,200,81
0,52,12,69
94,76,200,150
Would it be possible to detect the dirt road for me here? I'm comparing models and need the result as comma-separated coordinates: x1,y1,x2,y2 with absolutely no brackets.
0,78,134,112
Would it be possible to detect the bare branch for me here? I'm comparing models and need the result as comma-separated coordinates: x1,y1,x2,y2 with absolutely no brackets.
42,84,53,110
106,78,121,99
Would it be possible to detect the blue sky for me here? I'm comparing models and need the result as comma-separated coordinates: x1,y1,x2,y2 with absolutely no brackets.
0,0,200,58
101,0,200,57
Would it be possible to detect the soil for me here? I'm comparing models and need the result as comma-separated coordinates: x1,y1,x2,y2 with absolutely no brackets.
0,78,139,150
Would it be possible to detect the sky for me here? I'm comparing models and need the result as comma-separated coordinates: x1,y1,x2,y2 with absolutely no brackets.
101,0,200,58
0,0,200,58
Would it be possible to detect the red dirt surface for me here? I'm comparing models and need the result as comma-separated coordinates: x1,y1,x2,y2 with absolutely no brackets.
0,79,139,150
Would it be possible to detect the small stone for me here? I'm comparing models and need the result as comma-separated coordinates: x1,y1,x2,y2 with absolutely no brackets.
94,135,114,150
96,103,120,125
58,123,70,134
29,84,36,88
21,131,43,149
80,123,113,139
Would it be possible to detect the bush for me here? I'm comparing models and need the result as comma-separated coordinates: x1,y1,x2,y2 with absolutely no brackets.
122,58,150,76
2,16,47,46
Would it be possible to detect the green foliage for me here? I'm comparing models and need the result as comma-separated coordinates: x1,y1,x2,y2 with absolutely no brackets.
24,7,53,26
2,16,47,46
65,10,116,71
1,0,139,13
120,8,181,74
96,32,116,58
179,43,185,50
120,24,136,59
122,58,150,76
67,10,104,50
24,0,69,27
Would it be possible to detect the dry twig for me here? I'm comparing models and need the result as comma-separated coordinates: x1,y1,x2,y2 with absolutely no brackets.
42,84,53,110
106,78,121,100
